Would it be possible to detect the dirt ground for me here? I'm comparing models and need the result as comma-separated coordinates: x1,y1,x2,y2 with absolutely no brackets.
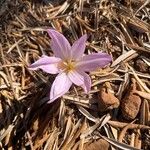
0,0,150,149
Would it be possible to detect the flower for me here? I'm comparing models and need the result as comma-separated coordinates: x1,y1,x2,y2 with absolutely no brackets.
29,29,112,103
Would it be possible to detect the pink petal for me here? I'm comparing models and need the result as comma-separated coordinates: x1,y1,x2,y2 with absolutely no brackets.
47,29,71,60
49,72,72,103
71,34,87,60
68,70,91,93
76,53,112,72
28,55,61,74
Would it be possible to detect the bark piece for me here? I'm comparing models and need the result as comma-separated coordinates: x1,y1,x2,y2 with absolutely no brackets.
84,139,110,150
121,79,141,120
98,86,120,112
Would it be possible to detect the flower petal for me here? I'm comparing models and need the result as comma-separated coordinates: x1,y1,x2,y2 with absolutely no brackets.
28,55,61,74
47,29,71,59
49,72,72,103
71,34,87,59
68,70,91,93
76,53,112,72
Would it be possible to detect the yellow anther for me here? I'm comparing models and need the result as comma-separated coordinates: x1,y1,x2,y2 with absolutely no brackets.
58,60,76,72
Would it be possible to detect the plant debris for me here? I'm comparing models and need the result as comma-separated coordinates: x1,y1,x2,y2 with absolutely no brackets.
83,138,110,150
98,84,120,111
121,78,142,120
0,0,150,149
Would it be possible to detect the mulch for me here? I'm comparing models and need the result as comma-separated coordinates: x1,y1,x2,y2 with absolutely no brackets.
0,0,150,149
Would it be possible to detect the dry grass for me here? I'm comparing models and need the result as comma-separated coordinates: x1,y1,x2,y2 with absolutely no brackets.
0,0,150,149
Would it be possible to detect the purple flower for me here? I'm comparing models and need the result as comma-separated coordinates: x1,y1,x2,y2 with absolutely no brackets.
29,29,112,103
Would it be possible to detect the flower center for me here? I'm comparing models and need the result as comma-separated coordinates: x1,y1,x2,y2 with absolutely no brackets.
58,60,76,72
